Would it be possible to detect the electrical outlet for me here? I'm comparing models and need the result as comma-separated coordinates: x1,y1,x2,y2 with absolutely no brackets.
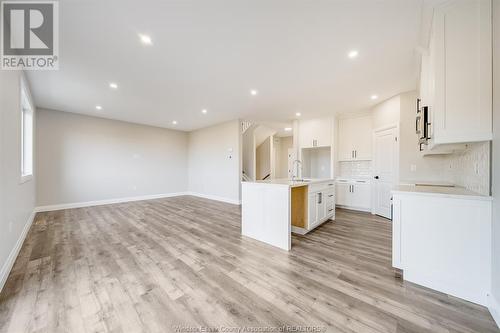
8,221,13,233
410,164,417,172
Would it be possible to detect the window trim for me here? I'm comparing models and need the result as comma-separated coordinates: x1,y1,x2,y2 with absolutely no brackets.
19,77,34,184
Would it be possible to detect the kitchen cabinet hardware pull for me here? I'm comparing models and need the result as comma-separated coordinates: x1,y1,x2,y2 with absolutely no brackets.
328,194,333,197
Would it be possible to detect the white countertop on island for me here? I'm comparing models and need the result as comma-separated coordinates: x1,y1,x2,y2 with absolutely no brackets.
392,184,491,201
244,178,334,188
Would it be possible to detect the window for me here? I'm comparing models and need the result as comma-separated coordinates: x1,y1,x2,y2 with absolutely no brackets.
20,84,33,182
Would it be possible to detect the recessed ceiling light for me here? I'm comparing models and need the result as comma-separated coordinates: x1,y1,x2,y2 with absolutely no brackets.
348,50,359,59
250,89,258,96
109,82,118,89
139,34,152,45
284,127,292,131
295,112,301,117
201,109,208,114
172,120,178,125
95,105,102,110
371,95,378,100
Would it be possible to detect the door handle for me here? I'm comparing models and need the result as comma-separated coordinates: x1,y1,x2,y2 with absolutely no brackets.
374,176,379,179
317,192,322,204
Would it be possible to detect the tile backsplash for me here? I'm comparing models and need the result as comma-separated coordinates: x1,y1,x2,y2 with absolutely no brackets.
337,142,491,195
339,160,372,178
448,142,490,195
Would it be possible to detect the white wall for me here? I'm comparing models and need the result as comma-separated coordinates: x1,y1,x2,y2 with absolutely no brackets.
242,125,256,180
256,137,271,180
372,95,400,130
275,136,293,179
0,72,36,291
36,109,188,206
188,120,241,204
491,0,500,324
302,147,331,179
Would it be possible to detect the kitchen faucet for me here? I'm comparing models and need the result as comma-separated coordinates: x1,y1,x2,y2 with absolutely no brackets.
292,159,302,181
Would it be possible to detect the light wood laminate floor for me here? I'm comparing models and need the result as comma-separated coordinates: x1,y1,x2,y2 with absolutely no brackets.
0,196,498,333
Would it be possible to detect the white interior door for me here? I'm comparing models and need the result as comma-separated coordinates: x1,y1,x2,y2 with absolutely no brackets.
373,127,397,219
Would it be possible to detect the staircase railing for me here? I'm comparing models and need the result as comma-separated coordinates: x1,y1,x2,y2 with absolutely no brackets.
241,121,252,134
242,172,252,182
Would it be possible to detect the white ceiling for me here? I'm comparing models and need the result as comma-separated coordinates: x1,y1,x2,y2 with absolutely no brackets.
27,0,423,131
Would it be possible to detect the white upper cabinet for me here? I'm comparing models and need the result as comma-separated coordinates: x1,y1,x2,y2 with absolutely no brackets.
428,0,492,145
419,49,434,109
338,116,372,161
298,117,333,149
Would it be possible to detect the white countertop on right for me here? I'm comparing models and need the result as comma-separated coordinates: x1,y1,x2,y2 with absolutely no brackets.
392,184,492,201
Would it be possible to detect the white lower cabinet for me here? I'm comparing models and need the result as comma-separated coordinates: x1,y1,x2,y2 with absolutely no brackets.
308,193,317,226
307,182,335,229
325,189,335,217
392,192,491,306
335,182,350,206
316,194,326,225
335,179,371,212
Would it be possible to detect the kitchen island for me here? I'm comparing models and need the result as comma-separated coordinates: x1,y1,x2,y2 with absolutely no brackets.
241,179,335,250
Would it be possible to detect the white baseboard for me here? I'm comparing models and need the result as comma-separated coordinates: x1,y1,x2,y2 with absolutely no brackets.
187,192,241,205
0,210,36,293
35,191,241,213
291,226,308,235
336,204,371,213
489,293,500,329
35,192,190,212
404,269,488,306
